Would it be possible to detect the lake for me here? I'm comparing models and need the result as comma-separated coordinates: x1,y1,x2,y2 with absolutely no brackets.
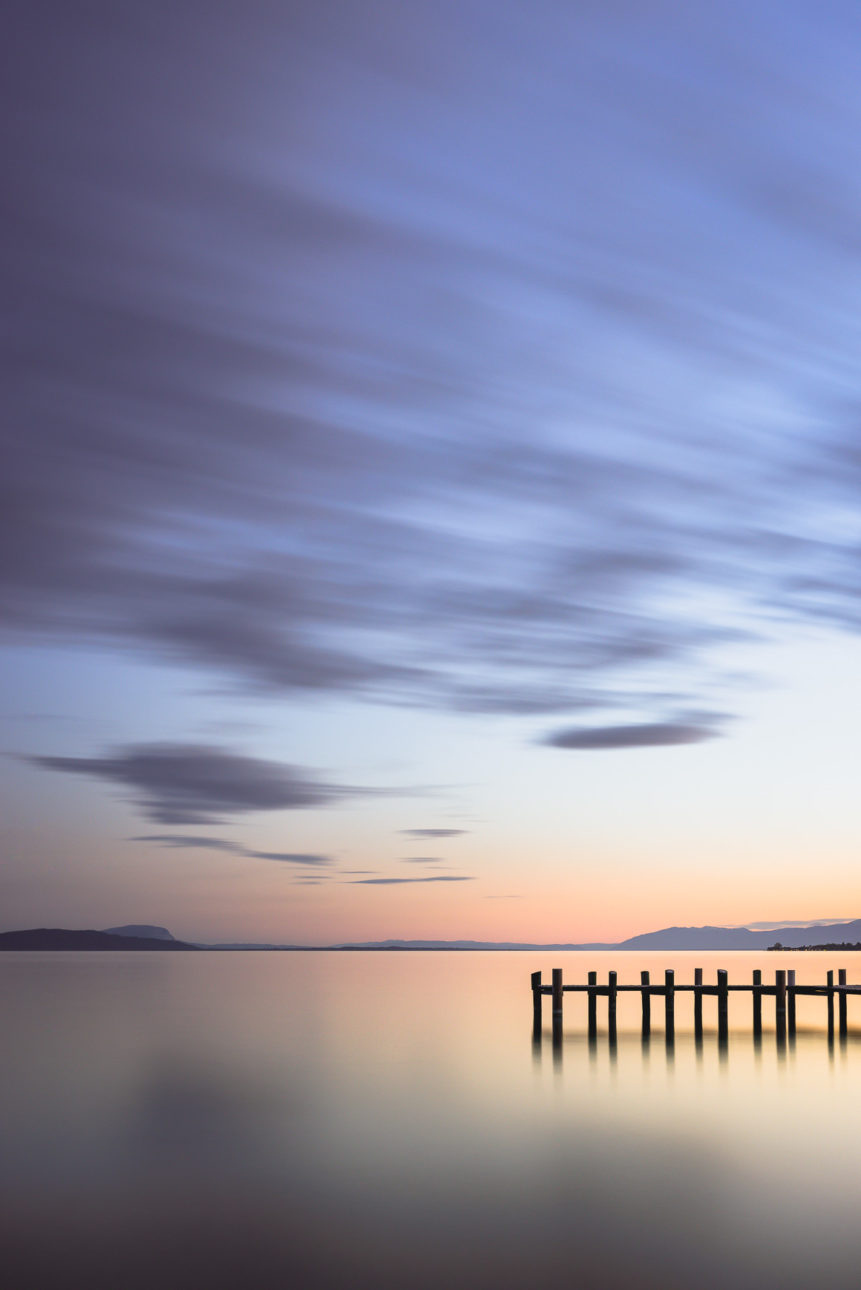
1,950,860,1288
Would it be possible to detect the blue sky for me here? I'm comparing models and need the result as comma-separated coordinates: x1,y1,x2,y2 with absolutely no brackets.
3,0,861,941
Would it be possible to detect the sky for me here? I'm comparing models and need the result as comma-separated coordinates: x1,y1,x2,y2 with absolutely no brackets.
3,0,861,944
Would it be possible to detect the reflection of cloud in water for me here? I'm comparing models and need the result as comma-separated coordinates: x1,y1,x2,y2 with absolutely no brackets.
1,1061,859,1290
123,1060,295,1171
1,1136,857,1290
3,954,861,1289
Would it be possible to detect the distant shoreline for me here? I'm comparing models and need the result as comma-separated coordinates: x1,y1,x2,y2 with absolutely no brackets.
4,923,861,953
768,942,861,952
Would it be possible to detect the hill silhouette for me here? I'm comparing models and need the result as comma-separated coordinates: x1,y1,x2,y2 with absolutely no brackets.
0,928,198,951
3,918,860,952
103,923,175,940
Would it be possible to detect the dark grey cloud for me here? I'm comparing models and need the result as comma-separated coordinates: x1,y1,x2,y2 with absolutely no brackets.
542,723,721,750
399,829,467,839
5,2,861,724
741,918,850,931
400,856,445,864
32,743,366,825
352,876,475,885
246,851,333,865
130,833,334,865
131,834,240,851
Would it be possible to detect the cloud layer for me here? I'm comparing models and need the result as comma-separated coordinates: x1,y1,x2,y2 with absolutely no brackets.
400,829,467,839
32,743,365,825
351,877,475,885
5,1,861,728
132,835,335,866
542,723,720,750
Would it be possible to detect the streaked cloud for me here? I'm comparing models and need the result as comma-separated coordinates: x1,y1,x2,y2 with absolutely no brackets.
31,742,367,825
130,832,335,865
352,876,475,885
6,0,861,732
247,850,334,864
541,723,721,750
399,829,467,839
131,834,240,851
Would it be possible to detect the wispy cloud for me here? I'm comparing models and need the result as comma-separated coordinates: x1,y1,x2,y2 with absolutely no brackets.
352,876,475,885
131,833,335,866
739,918,853,931
31,742,375,825
399,829,468,839
541,722,721,751
132,834,239,851
7,1,861,731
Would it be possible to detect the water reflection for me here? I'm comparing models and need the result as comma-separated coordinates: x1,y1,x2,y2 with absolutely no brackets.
2,951,861,1289
530,1024,844,1066
533,1022,861,1073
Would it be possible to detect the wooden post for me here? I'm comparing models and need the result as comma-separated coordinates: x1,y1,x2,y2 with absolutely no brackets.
641,970,651,1038
608,970,617,1041
839,968,848,1040
775,970,786,1042
787,969,796,1037
551,967,563,1056
587,970,598,1039
552,968,563,1018
827,969,834,1042
693,968,703,1039
717,969,728,1043
531,970,542,1036
752,969,762,1039
664,969,674,1042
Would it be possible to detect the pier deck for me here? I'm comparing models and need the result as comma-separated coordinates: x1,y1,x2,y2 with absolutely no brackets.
531,967,855,1047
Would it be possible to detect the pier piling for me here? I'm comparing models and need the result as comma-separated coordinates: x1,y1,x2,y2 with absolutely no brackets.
752,969,762,1039
694,968,703,1040
531,970,542,1036
587,970,598,1040
775,970,786,1042
839,968,848,1040
641,970,651,1038
664,969,675,1043
827,969,834,1042
551,968,563,1053
608,971,618,1041
552,968,563,1018
717,969,728,1043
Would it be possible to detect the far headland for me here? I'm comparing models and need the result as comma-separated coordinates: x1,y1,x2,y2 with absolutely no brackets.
2,918,861,952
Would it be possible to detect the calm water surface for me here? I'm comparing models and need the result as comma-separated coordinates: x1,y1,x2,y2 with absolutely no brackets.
2,950,860,1288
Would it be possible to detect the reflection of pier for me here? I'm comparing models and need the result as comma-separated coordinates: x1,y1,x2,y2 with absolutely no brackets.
531,967,856,1051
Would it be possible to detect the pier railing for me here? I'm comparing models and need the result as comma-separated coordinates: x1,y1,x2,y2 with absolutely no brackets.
531,967,854,1045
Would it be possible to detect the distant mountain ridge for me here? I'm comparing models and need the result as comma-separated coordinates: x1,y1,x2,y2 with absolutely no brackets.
103,923,175,941
2,919,859,951
616,920,861,950
0,928,198,951
321,922,860,950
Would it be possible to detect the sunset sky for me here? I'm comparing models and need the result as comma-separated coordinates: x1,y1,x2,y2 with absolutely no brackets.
3,0,861,943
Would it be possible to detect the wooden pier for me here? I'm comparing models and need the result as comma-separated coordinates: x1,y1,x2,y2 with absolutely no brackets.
531,967,860,1047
